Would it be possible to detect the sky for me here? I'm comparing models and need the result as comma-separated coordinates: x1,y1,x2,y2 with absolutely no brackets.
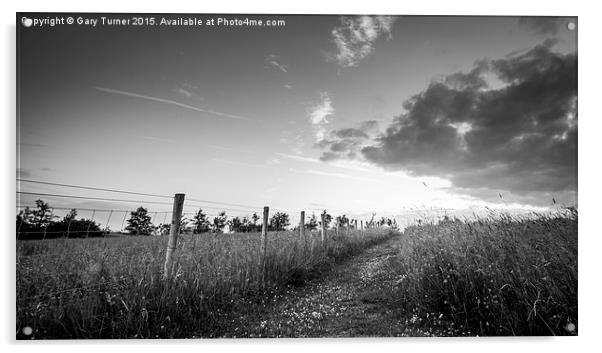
16,14,578,227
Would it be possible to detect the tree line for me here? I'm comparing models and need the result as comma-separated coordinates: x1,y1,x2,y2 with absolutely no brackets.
16,199,397,240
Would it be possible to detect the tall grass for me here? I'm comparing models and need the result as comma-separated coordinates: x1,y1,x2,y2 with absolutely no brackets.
16,228,395,339
389,209,577,336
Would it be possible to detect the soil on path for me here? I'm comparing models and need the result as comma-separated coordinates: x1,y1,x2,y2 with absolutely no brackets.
233,236,425,338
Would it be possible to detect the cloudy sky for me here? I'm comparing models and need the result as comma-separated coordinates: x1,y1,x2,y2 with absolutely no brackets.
17,14,577,223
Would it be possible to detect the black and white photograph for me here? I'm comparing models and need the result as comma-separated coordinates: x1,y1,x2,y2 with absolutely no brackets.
13,6,581,342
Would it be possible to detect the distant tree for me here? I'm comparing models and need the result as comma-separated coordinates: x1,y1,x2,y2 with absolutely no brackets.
212,211,228,233
249,213,261,232
307,213,319,231
319,211,333,229
16,206,33,231
157,223,171,236
367,213,377,228
125,206,154,235
269,212,290,231
335,214,350,228
63,208,77,223
32,199,55,229
241,216,251,232
191,209,211,233
17,202,104,239
229,216,243,232
179,214,190,234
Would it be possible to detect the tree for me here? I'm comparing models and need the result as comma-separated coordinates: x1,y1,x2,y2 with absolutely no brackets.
212,211,227,233
269,212,290,231
319,211,333,229
157,223,171,235
17,205,103,239
191,209,211,234
241,216,251,232
16,206,33,230
125,206,154,235
179,214,190,234
229,216,243,232
307,213,318,231
248,213,260,232
49,212,103,238
335,214,350,228
32,199,55,229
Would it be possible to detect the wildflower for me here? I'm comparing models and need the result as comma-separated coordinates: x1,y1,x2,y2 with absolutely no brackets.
566,322,576,332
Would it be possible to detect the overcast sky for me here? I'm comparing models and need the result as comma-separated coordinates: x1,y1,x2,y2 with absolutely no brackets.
17,14,577,223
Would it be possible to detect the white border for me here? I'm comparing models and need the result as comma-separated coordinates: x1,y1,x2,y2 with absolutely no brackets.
2,1,598,352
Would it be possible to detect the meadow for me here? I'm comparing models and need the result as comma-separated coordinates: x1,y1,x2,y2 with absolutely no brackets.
16,209,578,338
16,227,396,339
382,209,578,336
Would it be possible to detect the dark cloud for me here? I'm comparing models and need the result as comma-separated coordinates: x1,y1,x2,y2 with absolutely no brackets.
359,120,379,131
316,122,378,161
518,17,567,35
321,41,577,205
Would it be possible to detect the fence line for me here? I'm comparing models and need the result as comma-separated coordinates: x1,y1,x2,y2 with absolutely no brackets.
17,191,175,206
17,178,289,212
15,179,436,285
16,179,173,199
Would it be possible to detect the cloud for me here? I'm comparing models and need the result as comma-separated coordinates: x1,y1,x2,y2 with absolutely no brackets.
96,87,255,121
283,84,293,90
205,144,257,155
265,54,288,73
321,41,577,205
304,169,379,183
307,92,335,141
326,15,397,68
519,17,569,35
276,152,319,163
276,152,373,173
175,87,193,98
317,121,379,161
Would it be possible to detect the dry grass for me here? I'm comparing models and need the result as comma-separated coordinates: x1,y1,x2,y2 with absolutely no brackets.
16,228,396,339
386,209,577,336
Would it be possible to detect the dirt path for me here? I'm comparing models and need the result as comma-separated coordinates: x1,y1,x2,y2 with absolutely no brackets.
238,236,415,338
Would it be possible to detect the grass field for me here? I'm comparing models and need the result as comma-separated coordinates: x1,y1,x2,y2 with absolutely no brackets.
16,209,578,338
383,209,578,336
16,228,396,339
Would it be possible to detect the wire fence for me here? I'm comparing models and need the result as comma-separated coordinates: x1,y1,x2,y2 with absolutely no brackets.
16,178,560,312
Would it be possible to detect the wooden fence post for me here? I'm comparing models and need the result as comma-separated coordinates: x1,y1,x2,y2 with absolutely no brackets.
299,211,305,238
361,220,364,236
163,193,185,280
261,206,269,285
321,211,327,249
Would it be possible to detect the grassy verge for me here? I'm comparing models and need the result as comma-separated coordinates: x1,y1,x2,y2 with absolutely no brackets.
387,209,577,336
16,228,396,339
